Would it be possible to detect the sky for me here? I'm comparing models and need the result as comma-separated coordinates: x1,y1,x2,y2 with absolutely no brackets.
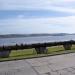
0,0,75,34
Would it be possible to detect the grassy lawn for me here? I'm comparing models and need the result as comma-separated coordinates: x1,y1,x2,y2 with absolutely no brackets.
0,45,75,61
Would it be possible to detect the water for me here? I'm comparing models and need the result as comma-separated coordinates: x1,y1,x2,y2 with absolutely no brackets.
0,35,75,46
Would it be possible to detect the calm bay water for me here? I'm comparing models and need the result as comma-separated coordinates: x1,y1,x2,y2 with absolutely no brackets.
0,35,75,46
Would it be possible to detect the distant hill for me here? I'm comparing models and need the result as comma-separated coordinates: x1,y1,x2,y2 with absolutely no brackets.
0,33,74,38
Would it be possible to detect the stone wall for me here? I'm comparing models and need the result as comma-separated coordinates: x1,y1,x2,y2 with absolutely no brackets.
63,44,72,50
35,47,48,54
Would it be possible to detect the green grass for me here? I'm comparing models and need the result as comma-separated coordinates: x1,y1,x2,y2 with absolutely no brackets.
0,45,75,61
47,46,64,53
10,49,35,57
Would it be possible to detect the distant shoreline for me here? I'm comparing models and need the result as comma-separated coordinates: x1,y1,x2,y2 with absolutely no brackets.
0,33,74,38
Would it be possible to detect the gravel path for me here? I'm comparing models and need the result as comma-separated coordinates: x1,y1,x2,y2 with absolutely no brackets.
1,53,75,75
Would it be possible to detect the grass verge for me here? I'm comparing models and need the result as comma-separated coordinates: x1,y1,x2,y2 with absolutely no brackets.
0,45,75,61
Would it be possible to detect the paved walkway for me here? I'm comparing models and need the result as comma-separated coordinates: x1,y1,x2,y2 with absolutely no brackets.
1,53,75,75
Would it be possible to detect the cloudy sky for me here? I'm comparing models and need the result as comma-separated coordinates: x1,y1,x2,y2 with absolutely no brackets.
0,0,75,34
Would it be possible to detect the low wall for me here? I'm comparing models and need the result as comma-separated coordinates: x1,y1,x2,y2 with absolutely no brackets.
35,47,48,54
0,50,11,58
